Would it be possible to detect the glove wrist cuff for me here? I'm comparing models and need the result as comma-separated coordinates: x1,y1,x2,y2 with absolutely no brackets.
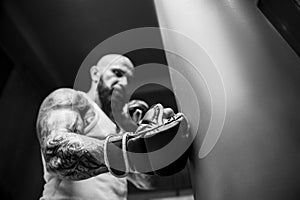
104,133,132,178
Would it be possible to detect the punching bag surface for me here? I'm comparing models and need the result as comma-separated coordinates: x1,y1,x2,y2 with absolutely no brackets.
154,0,300,199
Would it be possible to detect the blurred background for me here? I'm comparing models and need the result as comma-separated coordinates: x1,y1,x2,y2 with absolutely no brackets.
0,0,193,199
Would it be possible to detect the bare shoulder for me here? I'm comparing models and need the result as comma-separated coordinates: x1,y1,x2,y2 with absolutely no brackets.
36,88,90,141
38,88,88,112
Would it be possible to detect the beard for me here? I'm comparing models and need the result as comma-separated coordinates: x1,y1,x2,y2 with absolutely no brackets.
97,77,114,121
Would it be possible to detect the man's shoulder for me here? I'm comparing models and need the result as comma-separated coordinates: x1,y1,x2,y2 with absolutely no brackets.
36,88,100,138
37,88,92,130
39,88,90,112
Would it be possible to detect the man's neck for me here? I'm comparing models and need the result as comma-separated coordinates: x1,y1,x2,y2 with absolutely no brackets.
87,88,102,109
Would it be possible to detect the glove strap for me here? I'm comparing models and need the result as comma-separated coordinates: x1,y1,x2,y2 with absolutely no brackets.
104,135,114,176
104,133,130,178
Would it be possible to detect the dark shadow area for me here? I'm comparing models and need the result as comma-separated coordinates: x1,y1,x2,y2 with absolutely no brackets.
258,0,300,57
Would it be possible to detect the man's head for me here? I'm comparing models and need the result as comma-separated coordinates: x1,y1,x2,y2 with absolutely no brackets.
90,54,134,118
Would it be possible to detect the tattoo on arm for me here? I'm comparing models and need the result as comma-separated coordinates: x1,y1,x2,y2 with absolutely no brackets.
44,131,108,180
36,89,108,180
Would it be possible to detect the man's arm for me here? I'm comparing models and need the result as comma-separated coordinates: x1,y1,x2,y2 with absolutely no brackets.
37,89,190,181
37,88,108,181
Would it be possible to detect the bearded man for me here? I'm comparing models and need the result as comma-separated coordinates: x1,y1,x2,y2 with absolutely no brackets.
36,54,190,200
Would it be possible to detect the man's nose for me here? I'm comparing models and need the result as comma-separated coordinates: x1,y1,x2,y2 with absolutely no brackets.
118,77,128,86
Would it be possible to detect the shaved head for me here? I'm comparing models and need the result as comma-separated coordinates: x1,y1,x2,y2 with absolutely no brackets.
96,54,134,76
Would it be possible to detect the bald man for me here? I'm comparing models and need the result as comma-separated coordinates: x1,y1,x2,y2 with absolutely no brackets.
36,54,189,200
37,54,155,200
88,54,156,191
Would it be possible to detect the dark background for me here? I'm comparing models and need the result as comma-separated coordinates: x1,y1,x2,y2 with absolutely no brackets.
0,0,192,199
258,0,300,57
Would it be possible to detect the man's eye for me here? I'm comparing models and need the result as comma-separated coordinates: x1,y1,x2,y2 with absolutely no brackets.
112,69,124,77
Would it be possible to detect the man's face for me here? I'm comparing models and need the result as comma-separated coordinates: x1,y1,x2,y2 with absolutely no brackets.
97,61,134,118
101,62,134,91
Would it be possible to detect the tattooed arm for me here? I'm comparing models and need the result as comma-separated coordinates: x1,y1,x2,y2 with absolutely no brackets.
37,89,189,182
36,88,108,181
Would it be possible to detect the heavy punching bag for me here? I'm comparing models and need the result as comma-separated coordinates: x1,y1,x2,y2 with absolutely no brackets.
154,0,300,199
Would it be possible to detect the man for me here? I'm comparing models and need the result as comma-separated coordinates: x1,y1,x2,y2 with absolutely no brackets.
87,54,156,189
36,54,189,200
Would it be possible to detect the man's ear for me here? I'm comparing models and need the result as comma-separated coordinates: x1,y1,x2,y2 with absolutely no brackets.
90,65,101,83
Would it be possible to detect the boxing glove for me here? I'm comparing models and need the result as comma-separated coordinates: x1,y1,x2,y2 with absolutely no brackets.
126,100,149,123
104,104,190,177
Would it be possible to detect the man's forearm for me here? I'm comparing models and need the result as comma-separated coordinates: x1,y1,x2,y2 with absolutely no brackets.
43,130,108,181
